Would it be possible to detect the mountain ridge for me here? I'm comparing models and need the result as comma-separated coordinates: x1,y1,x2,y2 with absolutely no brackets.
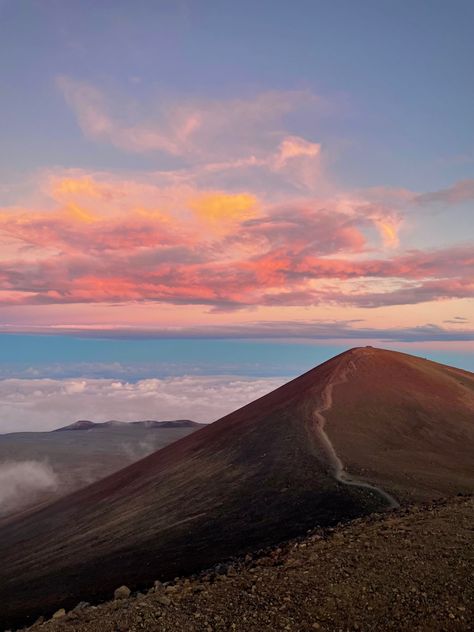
53,419,202,432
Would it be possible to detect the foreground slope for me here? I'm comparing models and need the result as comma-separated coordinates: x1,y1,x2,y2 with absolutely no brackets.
1,347,473,629
25,496,474,632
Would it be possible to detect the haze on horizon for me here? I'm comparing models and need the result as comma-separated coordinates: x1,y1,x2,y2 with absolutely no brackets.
0,0,473,430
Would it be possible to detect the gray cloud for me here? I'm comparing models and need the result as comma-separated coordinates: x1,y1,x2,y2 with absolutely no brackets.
1,320,472,344
0,460,59,517
416,179,474,205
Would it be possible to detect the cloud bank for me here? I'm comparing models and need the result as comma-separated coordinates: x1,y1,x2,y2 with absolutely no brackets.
0,375,286,433
0,170,472,312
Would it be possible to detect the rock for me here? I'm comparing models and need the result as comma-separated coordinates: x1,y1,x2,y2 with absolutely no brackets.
52,608,66,619
114,585,131,600
215,563,228,575
73,601,90,611
156,595,171,606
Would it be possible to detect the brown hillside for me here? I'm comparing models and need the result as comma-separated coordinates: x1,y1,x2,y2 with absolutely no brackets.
24,496,474,632
0,347,473,629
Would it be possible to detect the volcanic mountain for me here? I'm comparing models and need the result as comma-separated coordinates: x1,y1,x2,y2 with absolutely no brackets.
1,347,473,629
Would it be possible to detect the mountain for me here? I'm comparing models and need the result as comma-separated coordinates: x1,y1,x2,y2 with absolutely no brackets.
54,419,201,431
53,420,98,431
1,347,473,629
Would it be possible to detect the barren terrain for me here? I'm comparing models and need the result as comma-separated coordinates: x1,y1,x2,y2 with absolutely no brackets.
21,496,474,632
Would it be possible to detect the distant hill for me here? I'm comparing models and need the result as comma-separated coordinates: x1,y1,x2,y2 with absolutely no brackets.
1,347,473,629
0,421,204,521
54,419,201,431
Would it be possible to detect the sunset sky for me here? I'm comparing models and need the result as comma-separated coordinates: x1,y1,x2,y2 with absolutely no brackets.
0,1,473,429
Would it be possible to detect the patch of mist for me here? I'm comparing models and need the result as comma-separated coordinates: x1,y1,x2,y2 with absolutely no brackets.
0,460,59,517
120,437,158,462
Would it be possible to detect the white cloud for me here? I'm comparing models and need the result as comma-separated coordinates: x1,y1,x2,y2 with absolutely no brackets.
0,460,59,516
0,375,286,433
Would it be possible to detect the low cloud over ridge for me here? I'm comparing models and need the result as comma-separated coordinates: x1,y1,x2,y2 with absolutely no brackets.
0,375,286,433
0,460,59,517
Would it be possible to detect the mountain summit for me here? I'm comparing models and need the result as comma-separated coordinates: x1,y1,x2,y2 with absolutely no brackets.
1,347,473,628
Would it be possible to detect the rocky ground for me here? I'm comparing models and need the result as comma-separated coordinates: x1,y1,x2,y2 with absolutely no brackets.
17,496,474,632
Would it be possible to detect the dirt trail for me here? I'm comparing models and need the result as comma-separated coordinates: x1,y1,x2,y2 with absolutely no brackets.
311,358,399,509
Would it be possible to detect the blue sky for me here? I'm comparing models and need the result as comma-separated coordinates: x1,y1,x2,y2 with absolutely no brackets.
1,335,472,378
1,0,473,191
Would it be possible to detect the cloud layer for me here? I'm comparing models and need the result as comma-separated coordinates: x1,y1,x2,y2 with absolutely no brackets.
0,375,285,433
1,168,472,313
0,79,472,339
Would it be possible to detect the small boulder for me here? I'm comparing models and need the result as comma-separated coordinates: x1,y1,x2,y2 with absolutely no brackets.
114,585,131,600
156,595,171,606
52,608,66,619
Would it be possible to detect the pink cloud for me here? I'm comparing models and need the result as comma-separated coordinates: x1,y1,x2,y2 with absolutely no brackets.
0,165,471,312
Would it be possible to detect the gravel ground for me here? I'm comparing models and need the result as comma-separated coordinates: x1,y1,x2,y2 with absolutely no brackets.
19,496,474,632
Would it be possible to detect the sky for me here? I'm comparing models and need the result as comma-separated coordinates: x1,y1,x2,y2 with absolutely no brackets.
0,1,473,430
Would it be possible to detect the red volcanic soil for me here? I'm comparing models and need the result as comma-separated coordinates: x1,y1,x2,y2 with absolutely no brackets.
0,347,473,629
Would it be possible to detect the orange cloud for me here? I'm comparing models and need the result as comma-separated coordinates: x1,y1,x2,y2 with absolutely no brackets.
53,177,103,199
374,217,400,248
1,169,471,316
190,192,259,230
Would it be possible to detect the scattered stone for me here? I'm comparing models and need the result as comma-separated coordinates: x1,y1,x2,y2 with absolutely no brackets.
114,585,131,600
15,497,474,632
52,608,66,619
156,595,171,606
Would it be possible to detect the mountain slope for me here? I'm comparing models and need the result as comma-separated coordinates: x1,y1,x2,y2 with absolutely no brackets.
1,347,473,629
